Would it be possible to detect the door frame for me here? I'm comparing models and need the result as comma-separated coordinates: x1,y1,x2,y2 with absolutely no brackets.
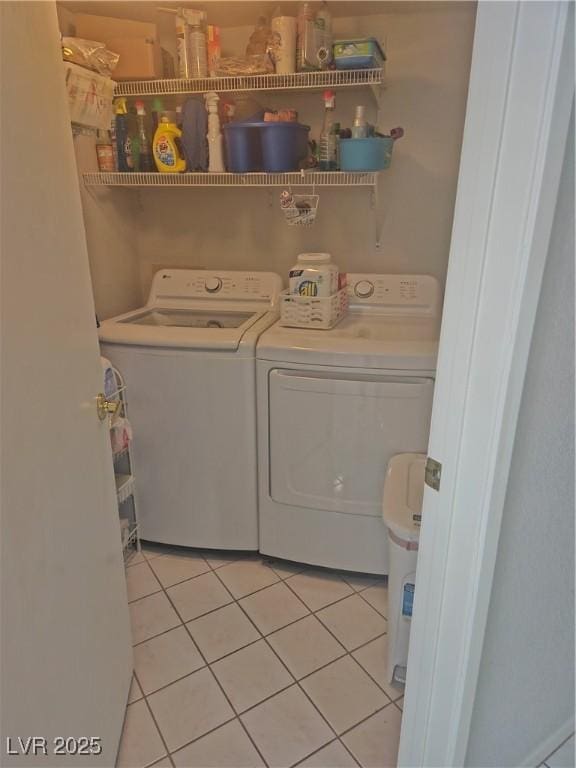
398,2,574,766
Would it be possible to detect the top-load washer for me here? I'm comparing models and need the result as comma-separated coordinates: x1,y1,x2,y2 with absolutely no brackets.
99,269,282,550
256,273,441,574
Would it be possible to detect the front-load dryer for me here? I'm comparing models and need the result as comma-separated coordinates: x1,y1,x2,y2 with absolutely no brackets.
99,269,282,550
256,273,441,574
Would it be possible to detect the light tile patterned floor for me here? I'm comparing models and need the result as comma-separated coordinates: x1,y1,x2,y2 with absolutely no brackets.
539,733,575,768
118,544,404,768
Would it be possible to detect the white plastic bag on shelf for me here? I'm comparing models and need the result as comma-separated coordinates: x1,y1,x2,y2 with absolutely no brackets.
64,61,115,130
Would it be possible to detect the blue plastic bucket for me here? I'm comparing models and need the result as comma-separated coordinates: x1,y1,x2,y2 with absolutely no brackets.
224,123,262,172
257,123,310,172
340,137,394,171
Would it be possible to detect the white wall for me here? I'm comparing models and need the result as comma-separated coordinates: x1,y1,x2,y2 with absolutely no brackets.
59,6,144,320
75,135,143,319
465,114,575,767
125,2,476,298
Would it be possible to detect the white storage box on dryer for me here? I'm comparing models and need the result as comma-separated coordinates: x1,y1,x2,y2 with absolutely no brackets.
279,287,348,329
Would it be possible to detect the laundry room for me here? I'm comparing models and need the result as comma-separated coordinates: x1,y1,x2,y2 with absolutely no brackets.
57,2,476,764
4,3,575,768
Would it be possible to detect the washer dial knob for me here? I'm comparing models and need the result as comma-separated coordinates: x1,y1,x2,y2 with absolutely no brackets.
204,277,222,293
354,280,375,298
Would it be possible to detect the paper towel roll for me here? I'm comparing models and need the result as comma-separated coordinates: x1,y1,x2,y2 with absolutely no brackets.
271,16,296,74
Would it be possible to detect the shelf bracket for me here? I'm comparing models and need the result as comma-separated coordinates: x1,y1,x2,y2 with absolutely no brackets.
372,173,386,250
370,81,385,115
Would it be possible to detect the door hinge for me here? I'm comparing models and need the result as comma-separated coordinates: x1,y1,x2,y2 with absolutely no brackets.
425,457,442,491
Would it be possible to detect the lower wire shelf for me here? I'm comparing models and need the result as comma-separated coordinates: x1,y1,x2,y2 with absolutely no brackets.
115,473,135,505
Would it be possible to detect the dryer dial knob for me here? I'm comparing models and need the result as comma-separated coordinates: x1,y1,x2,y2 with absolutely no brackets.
205,277,222,293
355,280,375,298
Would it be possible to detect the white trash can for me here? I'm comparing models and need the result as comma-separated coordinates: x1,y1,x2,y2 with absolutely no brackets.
383,452,426,685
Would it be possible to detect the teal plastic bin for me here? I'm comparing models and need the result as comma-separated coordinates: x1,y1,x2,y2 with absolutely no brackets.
340,137,394,171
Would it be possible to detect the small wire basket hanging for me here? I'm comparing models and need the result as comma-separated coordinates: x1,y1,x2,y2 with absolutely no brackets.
280,177,319,226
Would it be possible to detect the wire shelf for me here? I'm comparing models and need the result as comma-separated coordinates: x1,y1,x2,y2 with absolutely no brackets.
115,473,135,505
122,523,139,563
83,171,377,188
114,68,383,97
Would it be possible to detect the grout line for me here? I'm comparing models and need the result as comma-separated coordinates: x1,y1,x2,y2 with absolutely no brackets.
291,737,341,767
338,699,396,740
355,587,389,619
133,557,287,611
338,737,363,767
135,665,206,699
543,731,576,763
134,669,176,768
210,568,343,748
132,621,186,648
148,569,214,591
132,616,396,706
281,578,399,703
128,587,163,605
281,572,386,623
290,737,361,768
168,713,239,763
153,562,271,768
127,549,397,767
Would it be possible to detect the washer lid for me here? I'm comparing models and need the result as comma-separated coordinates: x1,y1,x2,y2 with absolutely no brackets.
256,312,439,370
382,453,426,542
98,307,266,349
120,308,255,329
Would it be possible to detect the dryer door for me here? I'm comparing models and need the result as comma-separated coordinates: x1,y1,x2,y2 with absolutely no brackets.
269,369,434,518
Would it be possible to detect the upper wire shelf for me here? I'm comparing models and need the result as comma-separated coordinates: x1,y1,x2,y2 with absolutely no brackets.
113,68,383,97
83,171,378,188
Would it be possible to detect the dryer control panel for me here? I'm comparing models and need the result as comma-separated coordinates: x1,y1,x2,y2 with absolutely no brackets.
149,270,283,305
347,274,441,316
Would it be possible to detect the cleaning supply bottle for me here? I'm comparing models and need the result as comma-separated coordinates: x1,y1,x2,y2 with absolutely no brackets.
135,100,154,172
175,8,192,77
187,11,208,78
128,105,141,171
114,97,133,172
153,114,186,173
296,2,314,71
204,92,225,172
319,90,337,170
95,130,115,172
352,105,369,138
316,1,332,69
109,115,118,170
151,97,164,134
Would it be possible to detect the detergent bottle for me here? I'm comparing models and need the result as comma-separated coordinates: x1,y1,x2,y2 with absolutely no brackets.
153,114,186,173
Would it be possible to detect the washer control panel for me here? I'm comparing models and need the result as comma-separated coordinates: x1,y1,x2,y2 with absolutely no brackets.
150,270,283,304
354,280,375,298
204,277,223,293
347,274,440,315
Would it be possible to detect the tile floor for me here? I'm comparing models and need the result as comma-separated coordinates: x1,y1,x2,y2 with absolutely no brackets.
539,733,575,768
118,544,404,768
